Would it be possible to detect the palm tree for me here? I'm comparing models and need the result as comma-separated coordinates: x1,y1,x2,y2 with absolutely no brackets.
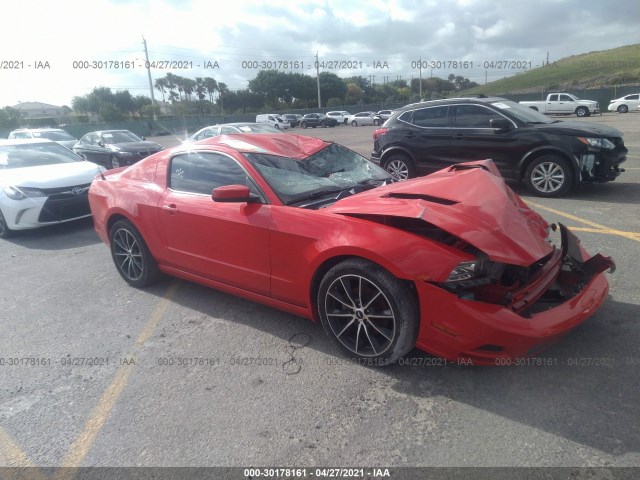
195,77,206,101
154,78,168,103
203,77,218,103
217,82,229,116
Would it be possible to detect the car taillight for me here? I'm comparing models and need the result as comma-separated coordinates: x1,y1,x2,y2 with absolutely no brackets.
373,128,389,140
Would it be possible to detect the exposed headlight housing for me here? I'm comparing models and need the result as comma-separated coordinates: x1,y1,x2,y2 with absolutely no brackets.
446,260,482,283
2,186,46,200
578,137,615,150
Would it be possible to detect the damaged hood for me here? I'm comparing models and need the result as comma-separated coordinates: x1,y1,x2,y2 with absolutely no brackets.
328,161,553,266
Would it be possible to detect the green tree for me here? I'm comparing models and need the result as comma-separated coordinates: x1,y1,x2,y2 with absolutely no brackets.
0,107,22,129
203,77,218,103
318,72,346,106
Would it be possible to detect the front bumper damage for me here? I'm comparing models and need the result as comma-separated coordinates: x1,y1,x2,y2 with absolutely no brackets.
415,224,615,365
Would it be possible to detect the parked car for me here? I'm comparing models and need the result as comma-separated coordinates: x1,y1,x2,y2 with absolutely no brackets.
520,93,599,117
280,114,302,127
89,133,614,365
371,97,627,197
348,112,377,126
0,139,104,237
8,128,77,149
374,110,394,124
299,113,338,128
608,93,640,113
73,130,163,169
185,123,282,143
326,111,351,124
255,114,290,129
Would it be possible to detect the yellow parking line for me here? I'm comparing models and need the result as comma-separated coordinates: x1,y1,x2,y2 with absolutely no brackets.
0,427,46,480
526,200,640,243
56,281,180,472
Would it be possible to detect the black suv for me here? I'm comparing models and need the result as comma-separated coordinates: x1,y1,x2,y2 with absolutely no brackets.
371,97,627,197
300,113,338,128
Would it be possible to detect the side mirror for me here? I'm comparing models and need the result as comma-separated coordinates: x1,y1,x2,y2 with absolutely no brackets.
97,141,105,147
490,118,511,130
211,185,260,203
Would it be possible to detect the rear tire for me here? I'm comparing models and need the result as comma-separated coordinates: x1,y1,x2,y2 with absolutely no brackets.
317,258,419,365
109,219,161,287
384,154,415,180
524,155,574,197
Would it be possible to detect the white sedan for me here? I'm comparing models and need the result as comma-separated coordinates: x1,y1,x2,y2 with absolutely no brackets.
608,93,639,113
0,139,104,238
347,112,377,126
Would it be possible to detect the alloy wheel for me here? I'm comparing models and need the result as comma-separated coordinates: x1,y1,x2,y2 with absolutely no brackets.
112,227,144,281
530,161,565,193
386,159,410,180
323,274,396,357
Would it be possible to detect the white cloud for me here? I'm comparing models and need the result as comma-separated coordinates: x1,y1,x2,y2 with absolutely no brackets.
0,0,636,108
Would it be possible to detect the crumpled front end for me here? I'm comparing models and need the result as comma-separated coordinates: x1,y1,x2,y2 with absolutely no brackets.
417,223,614,364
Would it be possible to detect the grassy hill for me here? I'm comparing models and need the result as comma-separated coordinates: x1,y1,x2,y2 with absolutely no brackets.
463,44,640,95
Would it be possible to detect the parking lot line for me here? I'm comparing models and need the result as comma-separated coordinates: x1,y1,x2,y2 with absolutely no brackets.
0,427,45,478
526,200,640,243
56,280,180,471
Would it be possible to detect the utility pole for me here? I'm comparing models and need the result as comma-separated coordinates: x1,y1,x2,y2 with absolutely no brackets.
142,35,157,121
315,52,321,108
419,57,422,99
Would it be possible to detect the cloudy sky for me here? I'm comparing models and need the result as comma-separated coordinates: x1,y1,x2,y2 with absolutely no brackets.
2,0,638,108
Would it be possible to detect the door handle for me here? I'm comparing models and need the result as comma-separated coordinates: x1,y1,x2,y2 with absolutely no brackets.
162,204,178,214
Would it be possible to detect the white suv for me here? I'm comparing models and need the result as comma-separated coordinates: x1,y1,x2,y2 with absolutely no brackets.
326,111,351,125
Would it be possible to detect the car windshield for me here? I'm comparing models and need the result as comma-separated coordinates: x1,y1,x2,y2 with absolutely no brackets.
244,143,391,205
0,142,82,169
102,131,142,144
32,130,76,141
490,99,555,124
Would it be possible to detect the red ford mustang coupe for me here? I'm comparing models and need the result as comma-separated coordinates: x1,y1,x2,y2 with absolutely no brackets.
89,133,614,365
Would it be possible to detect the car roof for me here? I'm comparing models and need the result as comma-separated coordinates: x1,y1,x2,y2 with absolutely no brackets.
194,133,330,159
397,96,508,112
10,127,66,132
0,138,57,146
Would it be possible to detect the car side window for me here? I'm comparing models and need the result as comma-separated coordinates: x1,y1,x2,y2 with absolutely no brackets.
628,94,639,100
452,105,500,128
560,95,573,102
170,152,251,196
411,106,449,127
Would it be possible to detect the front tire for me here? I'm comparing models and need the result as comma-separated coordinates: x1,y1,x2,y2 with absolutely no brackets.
373,119,381,126
317,258,419,365
524,155,574,197
576,107,588,117
617,105,628,113
0,209,14,238
301,122,307,129
109,219,161,287
109,156,121,169
384,154,415,180
351,120,358,126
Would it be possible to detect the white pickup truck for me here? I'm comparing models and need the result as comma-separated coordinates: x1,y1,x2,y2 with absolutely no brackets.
520,93,600,117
